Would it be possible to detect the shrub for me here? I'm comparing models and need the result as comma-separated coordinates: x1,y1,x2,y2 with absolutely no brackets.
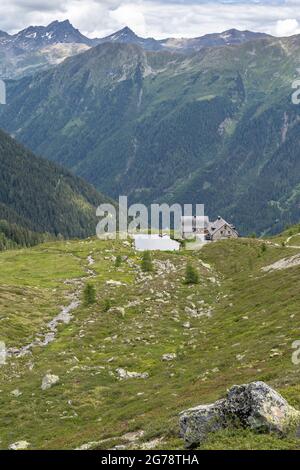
115,255,122,267
141,251,153,272
184,263,199,284
83,283,96,305
103,299,112,312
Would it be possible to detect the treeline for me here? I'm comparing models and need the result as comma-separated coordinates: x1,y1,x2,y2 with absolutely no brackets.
0,129,111,240
0,219,55,251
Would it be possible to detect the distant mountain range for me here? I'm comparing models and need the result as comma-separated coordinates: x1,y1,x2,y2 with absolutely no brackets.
0,20,271,78
0,20,94,50
2,34,300,235
0,128,111,246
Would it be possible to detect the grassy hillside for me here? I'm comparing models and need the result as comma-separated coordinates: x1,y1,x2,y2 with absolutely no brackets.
0,129,112,245
0,230,300,449
1,38,300,234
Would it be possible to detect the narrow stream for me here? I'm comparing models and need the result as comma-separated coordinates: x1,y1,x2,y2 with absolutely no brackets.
7,256,95,358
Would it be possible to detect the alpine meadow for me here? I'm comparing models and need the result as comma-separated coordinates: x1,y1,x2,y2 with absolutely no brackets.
1,0,300,458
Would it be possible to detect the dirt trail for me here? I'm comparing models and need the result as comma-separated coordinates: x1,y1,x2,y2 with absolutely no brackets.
285,233,300,248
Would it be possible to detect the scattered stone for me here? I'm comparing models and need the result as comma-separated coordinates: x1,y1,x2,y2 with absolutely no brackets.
179,381,300,448
236,354,245,361
162,353,177,361
116,368,149,380
140,437,164,450
153,259,176,275
108,307,125,317
11,389,22,397
87,255,95,266
185,306,212,318
106,280,125,287
183,322,191,329
185,306,197,316
9,441,30,450
270,349,282,358
125,300,142,308
199,260,212,270
75,439,110,450
122,430,144,442
75,442,99,450
41,374,60,391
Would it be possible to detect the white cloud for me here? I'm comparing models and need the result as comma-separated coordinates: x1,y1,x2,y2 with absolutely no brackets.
110,3,147,36
1,0,300,39
275,18,300,35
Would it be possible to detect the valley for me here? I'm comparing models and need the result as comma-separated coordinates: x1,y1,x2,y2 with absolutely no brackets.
1,35,300,235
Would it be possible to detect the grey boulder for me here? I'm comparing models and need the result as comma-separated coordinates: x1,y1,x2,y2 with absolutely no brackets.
179,381,300,448
180,399,227,448
41,374,59,390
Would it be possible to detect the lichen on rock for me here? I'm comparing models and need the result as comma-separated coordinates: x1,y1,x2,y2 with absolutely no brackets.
179,381,300,448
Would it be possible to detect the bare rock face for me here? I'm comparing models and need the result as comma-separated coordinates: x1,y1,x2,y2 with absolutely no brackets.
179,381,300,448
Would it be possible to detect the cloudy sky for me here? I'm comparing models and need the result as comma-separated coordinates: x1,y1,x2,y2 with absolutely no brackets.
1,0,300,39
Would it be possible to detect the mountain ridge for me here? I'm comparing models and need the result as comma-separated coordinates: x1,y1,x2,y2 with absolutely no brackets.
0,20,273,50
0,20,274,79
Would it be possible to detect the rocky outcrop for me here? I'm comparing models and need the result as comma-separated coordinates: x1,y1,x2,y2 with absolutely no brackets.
179,381,300,448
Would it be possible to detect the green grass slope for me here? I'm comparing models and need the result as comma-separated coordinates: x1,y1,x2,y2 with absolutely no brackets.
0,230,300,449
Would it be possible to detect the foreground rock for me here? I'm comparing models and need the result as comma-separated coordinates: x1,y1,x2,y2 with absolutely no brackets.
179,381,300,447
41,374,60,390
9,440,30,450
